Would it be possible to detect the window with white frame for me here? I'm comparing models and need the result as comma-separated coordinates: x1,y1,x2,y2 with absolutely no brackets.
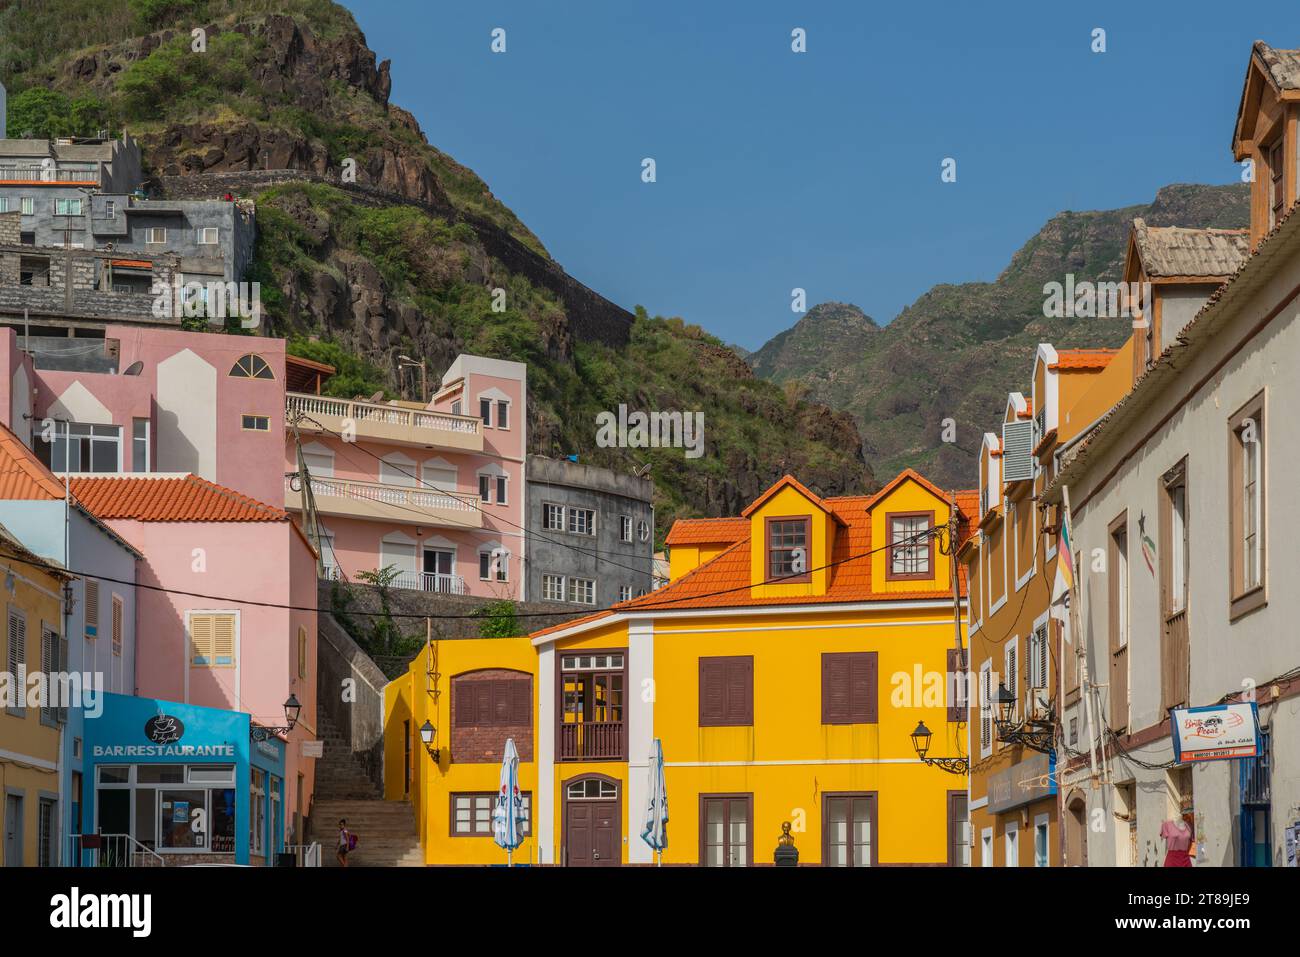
132,418,150,473
146,227,167,244
566,577,595,605
479,549,508,583
1034,813,1049,867
495,474,508,505
620,515,633,543
1003,639,1019,724
543,503,565,531
981,827,994,867
35,423,121,473
568,507,595,536
979,661,993,758
55,198,82,215
479,398,492,427
452,792,530,836
619,585,632,602
542,574,565,602
479,474,491,502
20,197,35,216
197,227,219,244
496,400,509,430
1004,821,1020,867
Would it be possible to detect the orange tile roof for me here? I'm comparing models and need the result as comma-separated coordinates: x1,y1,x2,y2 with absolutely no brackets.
0,425,73,501
109,258,152,269
664,516,750,547
69,474,290,523
532,473,970,638
1051,349,1118,371
740,473,839,520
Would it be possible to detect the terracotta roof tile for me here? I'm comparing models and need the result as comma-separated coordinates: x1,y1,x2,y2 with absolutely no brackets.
1131,218,1249,278
69,474,289,523
1052,349,1118,371
0,424,73,501
664,516,749,547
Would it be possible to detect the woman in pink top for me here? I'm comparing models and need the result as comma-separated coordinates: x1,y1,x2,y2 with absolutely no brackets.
1160,816,1194,867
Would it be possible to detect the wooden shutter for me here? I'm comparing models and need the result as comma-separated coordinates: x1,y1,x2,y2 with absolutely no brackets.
699,657,731,726
297,627,307,679
40,624,56,720
947,648,967,723
1005,642,1018,719
510,679,531,726
111,596,123,652
726,657,754,725
454,680,474,725
213,614,235,666
822,655,850,723
823,652,877,724
84,580,99,639
190,614,212,664
979,665,993,752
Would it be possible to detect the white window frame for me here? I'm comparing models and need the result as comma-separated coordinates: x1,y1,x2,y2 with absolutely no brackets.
1033,812,1050,867
495,399,510,431
619,585,633,602
566,577,596,605
479,546,508,583
979,659,993,759
620,515,633,543
197,227,219,245
1003,637,1019,726
20,197,35,216
542,574,566,602
567,507,595,536
146,226,167,244
980,826,994,867
1004,821,1020,867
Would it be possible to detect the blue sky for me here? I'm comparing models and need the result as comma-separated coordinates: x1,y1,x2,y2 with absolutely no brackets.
345,1,1296,349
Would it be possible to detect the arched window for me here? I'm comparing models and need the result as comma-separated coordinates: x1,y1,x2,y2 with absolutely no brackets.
229,354,274,380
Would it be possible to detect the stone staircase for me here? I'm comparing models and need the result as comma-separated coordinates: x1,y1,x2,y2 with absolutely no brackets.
312,711,424,866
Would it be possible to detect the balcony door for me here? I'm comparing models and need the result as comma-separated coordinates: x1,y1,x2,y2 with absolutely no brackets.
422,547,456,592
823,792,875,866
558,651,625,761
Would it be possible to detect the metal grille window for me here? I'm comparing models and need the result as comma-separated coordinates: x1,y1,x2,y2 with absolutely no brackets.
38,798,57,867
889,514,931,577
766,518,808,580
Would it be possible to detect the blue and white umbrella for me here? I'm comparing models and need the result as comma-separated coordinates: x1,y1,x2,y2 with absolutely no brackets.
492,737,527,865
640,738,668,864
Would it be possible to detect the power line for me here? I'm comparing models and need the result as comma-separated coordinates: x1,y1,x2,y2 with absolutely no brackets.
0,515,946,622
293,413,669,586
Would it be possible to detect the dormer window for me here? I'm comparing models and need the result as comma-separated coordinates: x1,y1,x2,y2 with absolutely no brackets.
765,517,810,583
1269,137,1285,229
886,512,934,581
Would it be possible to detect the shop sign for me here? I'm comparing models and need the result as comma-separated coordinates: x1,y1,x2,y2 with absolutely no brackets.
1170,702,1260,763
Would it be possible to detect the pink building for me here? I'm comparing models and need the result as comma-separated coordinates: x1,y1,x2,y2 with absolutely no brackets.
284,353,529,599
0,324,286,507
68,473,319,844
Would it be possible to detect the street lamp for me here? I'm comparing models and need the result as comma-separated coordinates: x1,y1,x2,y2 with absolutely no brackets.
420,719,440,762
992,681,1055,755
251,694,302,741
397,354,427,404
996,682,1016,724
909,720,968,775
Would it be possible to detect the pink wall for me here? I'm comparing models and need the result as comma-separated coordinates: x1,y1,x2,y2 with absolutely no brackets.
100,515,319,819
4,325,286,506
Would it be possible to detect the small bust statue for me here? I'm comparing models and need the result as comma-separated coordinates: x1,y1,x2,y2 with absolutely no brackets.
778,821,795,846
774,821,799,865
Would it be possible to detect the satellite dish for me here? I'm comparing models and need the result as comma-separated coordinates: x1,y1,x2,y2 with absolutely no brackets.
123,361,144,376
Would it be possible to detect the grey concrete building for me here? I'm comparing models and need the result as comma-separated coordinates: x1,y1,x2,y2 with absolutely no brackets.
525,456,656,608
0,136,254,282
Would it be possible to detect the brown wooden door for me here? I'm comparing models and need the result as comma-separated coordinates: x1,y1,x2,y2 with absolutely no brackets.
565,797,621,866
592,802,619,866
1108,520,1129,732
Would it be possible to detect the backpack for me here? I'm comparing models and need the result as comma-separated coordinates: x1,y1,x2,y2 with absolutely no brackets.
347,831,358,851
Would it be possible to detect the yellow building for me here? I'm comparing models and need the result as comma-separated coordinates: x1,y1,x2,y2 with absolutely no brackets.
0,522,70,867
386,469,976,865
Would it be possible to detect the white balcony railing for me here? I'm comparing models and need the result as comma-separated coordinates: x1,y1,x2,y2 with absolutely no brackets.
389,571,468,595
289,474,478,514
286,393,480,436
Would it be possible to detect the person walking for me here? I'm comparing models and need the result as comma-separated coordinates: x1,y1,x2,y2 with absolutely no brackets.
337,818,352,868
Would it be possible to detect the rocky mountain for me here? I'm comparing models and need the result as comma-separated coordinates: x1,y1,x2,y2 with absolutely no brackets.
2,0,872,534
748,183,1252,487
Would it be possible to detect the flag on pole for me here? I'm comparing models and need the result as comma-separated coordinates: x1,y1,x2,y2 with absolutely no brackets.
1049,497,1076,636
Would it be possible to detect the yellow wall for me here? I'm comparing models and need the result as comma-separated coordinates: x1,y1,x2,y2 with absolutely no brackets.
747,485,836,598
384,636,539,865
668,543,732,581
869,479,954,596
0,548,67,867
653,606,964,865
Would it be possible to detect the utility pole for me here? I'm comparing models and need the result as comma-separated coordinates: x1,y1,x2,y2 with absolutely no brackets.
289,411,326,578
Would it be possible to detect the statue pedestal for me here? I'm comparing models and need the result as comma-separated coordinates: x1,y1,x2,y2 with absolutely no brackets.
773,844,799,867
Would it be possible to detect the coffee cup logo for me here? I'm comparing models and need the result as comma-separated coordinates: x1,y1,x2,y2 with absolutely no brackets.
145,713,184,745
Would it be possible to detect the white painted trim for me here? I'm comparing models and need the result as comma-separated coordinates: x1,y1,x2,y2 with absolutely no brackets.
657,619,957,636
980,826,994,867
530,599,959,646
969,795,988,811
535,647,555,864
0,747,57,772
626,618,654,865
